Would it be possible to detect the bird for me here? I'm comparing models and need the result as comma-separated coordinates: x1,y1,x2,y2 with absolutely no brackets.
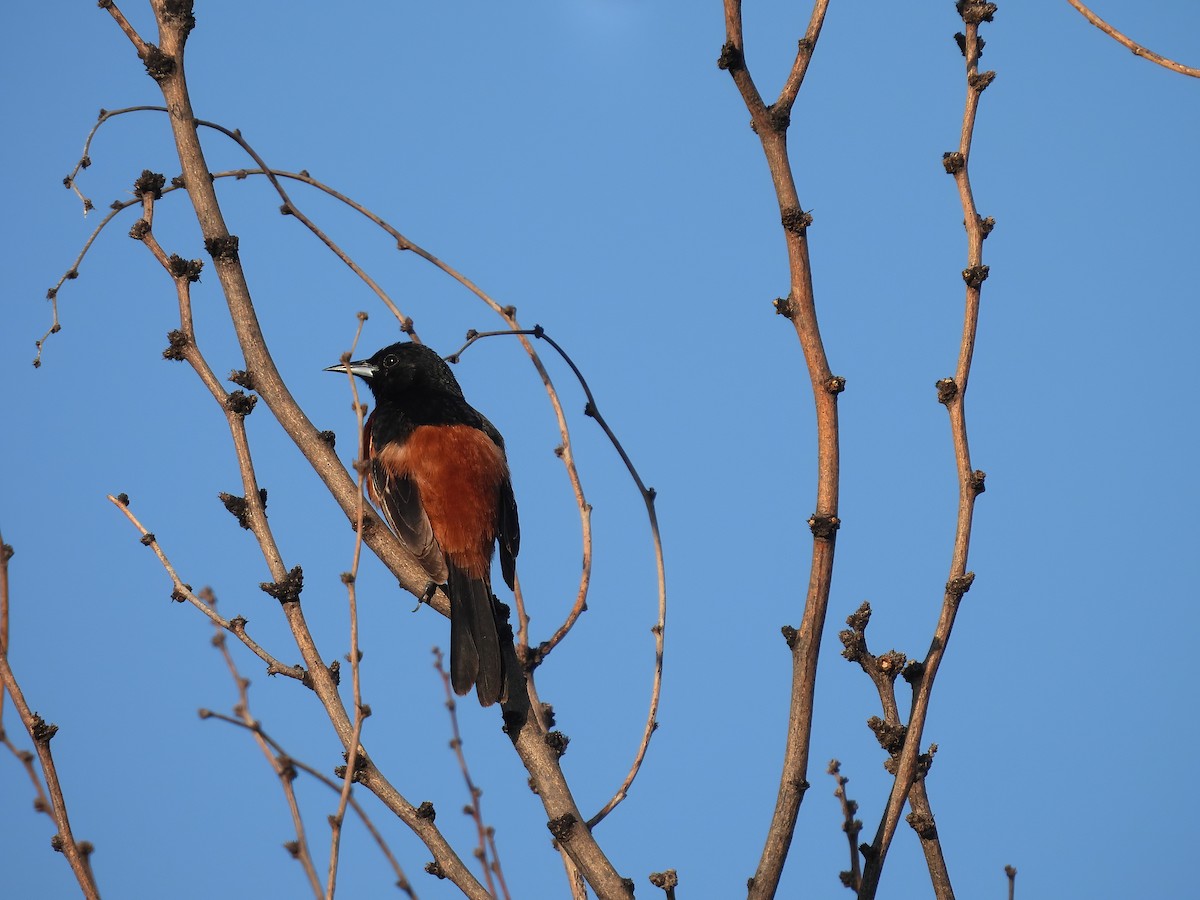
326,341,519,706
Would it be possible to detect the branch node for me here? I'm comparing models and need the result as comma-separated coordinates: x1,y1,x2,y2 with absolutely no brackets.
424,860,446,879
935,378,958,405
163,329,190,361
717,41,744,72
867,716,907,756
781,206,814,236
228,369,255,390
956,1,998,25
946,572,975,601
807,513,841,541
167,254,204,282
901,659,924,685
544,731,570,759
772,295,797,319
141,44,176,81
547,813,579,843
962,264,990,288
225,390,258,417
969,70,997,92
218,489,268,529
970,469,987,495
31,715,59,745
259,565,304,604
133,170,166,200
824,375,847,395
942,151,965,174
204,235,240,263
906,809,938,839
649,869,679,891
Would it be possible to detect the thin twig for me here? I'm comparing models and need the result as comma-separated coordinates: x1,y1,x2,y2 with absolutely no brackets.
433,649,509,900
1005,864,1017,900
450,326,667,828
858,5,996,894
204,588,322,898
105,495,304,680
326,315,372,900
1064,0,1200,78
827,761,862,893
0,539,100,900
200,710,416,897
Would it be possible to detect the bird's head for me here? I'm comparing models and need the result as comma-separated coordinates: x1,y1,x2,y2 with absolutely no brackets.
324,341,464,403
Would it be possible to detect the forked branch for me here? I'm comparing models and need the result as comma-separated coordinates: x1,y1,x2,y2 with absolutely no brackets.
719,3,840,897
858,4,996,895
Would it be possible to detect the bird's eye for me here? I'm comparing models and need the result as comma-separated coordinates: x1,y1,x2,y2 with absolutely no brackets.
382,354,399,368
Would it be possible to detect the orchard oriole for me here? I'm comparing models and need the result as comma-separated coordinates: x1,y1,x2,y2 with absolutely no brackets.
326,341,518,706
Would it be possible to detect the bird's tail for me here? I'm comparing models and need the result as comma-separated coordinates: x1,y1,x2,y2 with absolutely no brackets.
446,562,505,706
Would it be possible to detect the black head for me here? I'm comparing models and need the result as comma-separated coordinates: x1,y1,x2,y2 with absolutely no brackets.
324,341,465,404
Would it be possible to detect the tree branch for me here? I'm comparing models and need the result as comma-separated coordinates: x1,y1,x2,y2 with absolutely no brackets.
1064,0,1200,78
720,3,841,896
858,4,996,893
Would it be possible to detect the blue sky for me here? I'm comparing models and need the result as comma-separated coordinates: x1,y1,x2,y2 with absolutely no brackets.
2,3,1198,898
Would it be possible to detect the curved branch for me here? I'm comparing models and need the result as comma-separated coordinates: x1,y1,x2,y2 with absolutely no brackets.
1065,0,1200,78
449,327,667,829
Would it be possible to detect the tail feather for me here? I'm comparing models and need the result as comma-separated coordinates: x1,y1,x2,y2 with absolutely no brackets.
446,563,504,706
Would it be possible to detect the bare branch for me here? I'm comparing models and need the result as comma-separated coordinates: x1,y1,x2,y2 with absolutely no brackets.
0,535,99,900
858,5,996,894
908,781,954,900
203,588,322,898
449,326,667,829
105,496,305,681
720,2,841,895
827,761,862,893
326,316,372,900
433,649,510,900
1064,0,1200,78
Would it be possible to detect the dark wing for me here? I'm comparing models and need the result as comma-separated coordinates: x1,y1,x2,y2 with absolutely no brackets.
475,411,520,592
498,476,519,591
370,458,449,585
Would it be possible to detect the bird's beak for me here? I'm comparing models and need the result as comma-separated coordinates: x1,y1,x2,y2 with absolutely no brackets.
324,360,376,379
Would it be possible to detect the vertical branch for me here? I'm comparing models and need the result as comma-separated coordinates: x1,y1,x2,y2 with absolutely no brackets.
433,649,509,900
326,318,371,900
719,3,840,897
858,3,996,896
0,533,100,900
828,761,863,893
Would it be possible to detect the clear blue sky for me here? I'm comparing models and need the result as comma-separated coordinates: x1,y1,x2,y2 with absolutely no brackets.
2,3,1198,898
